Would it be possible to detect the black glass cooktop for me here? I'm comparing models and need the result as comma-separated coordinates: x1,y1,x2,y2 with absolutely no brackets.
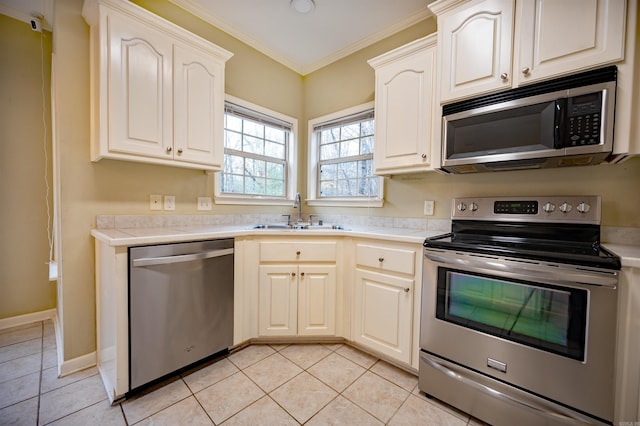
424,220,621,270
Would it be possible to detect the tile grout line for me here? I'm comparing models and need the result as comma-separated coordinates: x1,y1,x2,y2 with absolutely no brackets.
36,321,44,426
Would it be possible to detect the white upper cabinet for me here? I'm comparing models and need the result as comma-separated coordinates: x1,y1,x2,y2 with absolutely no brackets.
106,10,173,159
433,0,515,103
515,0,626,85
430,0,628,103
368,34,440,174
83,0,233,170
173,42,226,166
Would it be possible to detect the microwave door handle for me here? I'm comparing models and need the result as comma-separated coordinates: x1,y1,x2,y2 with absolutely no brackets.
554,98,567,149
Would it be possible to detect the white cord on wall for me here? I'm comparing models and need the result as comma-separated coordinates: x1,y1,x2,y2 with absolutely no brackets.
39,28,54,267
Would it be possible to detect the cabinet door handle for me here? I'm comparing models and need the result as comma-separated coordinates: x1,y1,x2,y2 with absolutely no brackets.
421,153,427,159
521,66,530,76
378,257,384,263
166,146,172,153
500,72,508,81
177,148,183,154
291,272,296,278
404,287,410,293
300,272,305,278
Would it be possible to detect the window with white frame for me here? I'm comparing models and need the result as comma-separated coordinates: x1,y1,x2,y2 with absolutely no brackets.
308,102,383,207
216,96,297,205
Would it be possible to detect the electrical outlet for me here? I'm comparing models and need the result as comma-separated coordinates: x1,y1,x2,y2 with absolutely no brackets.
424,200,435,216
164,195,176,211
197,197,212,211
149,194,162,211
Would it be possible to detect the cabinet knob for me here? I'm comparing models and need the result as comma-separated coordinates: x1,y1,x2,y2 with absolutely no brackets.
166,147,172,153
300,272,305,278
177,148,183,155
521,67,530,76
404,287,410,293
500,72,508,81
296,251,301,256
378,257,384,263
421,153,427,159
291,272,296,277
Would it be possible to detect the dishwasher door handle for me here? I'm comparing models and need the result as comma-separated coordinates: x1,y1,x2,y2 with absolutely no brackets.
132,248,234,267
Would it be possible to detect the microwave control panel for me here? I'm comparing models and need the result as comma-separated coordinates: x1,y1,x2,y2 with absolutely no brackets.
566,92,602,147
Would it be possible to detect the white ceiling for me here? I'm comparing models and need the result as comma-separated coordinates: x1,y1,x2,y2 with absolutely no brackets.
169,0,433,75
0,0,433,75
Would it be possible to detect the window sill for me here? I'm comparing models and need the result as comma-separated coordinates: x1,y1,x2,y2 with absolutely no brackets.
214,196,293,206
307,198,384,208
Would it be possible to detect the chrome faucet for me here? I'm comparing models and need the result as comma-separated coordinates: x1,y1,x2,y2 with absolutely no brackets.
293,192,303,223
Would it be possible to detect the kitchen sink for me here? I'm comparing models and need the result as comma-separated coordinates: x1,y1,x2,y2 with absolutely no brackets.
250,224,348,230
251,224,292,229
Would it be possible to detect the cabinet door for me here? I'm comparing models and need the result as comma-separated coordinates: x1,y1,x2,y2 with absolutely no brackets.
373,40,438,174
259,265,297,336
173,43,225,168
515,0,626,85
353,269,413,364
107,10,173,159
298,265,337,336
439,0,515,102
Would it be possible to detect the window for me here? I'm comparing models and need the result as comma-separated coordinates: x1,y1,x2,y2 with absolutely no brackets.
308,102,383,207
215,96,297,205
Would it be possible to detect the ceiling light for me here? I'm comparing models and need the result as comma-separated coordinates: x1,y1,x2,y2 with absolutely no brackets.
290,0,315,14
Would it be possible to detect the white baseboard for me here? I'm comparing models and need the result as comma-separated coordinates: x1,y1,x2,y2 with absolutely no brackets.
0,309,57,330
59,351,97,377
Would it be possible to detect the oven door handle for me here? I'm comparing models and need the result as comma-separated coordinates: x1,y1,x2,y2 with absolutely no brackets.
425,252,618,287
421,354,594,425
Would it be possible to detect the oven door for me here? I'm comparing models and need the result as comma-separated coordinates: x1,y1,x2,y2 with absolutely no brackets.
420,248,618,424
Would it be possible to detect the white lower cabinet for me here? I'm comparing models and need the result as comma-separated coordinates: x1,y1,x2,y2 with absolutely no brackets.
257,239,338,337
353,269,413,364
615,265,640,423
352,241,421,366
259,264,336,336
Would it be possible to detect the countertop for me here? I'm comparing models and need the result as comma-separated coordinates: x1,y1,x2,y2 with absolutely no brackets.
91,224,640,268
91,224,443,247
603,244,640,269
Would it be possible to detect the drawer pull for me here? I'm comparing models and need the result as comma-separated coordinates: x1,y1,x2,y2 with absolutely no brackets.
296,251,301,256
378,257,384,263
404,287,410,293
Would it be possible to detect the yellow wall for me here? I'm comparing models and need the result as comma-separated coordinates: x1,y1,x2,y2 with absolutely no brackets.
0,15,56,319
9,0,639,363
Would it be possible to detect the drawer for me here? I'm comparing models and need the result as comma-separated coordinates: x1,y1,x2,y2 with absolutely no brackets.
259,241,337,262
356,243,416,275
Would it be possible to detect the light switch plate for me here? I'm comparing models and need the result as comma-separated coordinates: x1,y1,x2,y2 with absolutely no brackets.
164,195,176,211
197,197,213,211
149,194,162,211
424,200,435,216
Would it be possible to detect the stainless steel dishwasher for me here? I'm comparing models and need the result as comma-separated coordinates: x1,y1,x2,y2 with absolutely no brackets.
129,239,234,390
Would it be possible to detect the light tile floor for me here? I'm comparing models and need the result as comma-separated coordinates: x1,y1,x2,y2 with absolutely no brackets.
0,321,486,425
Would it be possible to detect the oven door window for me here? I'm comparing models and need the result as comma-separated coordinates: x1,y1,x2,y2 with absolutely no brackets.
436,268,587,361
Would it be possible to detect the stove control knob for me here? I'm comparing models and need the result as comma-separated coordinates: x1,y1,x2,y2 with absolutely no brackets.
469,202,478,212
542,202,556,213
559,202,572,213
577,202,591,214
457,202,467,212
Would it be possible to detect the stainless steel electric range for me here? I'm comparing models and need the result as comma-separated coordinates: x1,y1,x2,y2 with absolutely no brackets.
419,196,621,426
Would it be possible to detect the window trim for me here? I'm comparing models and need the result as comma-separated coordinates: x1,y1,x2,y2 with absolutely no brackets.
307,101,384,208
215,95,298,206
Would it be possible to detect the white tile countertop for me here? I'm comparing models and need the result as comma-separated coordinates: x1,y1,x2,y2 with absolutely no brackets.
91,214,640,267
604,244,640,268
91,223,445,247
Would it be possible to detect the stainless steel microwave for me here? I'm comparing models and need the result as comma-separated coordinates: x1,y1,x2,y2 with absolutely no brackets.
440,66,617,174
